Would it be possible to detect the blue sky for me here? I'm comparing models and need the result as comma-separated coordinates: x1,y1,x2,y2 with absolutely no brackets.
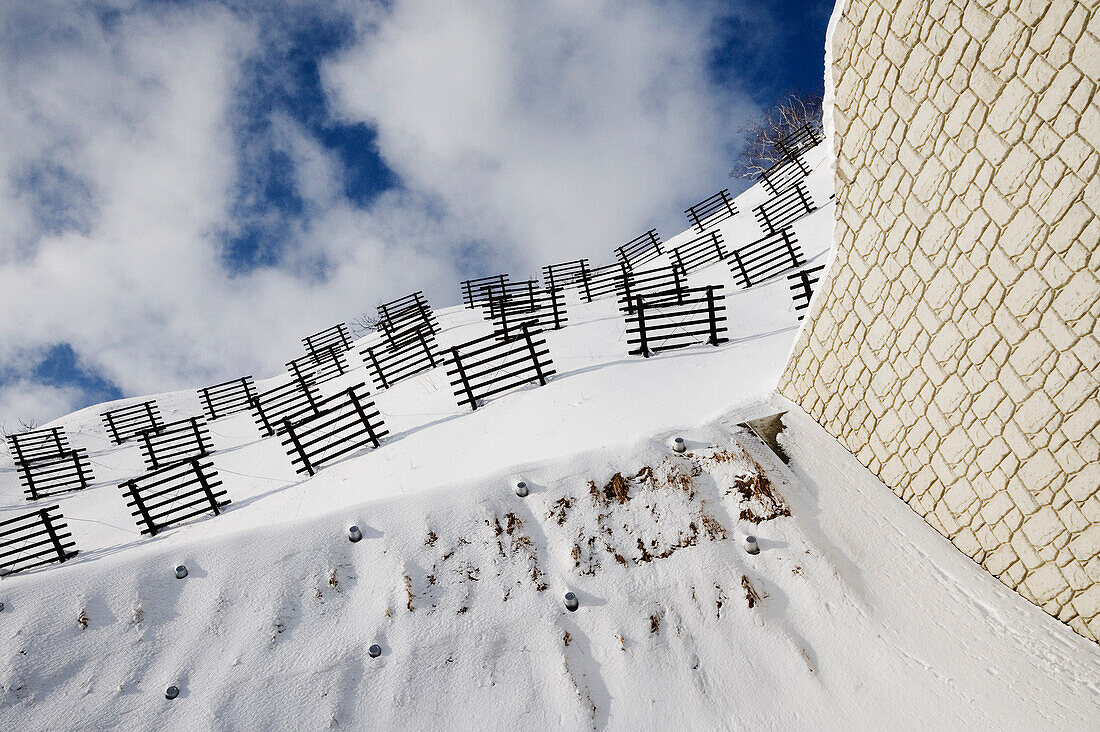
0,0,833,428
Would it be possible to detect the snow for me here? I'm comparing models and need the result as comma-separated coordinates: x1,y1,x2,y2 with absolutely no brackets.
1,142,1097,730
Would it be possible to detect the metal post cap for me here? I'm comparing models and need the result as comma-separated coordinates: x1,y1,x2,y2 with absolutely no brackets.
744,535,760,555
515,481,529,497
565,592,579,611
672,437,686,453
165,685,179,700
368,644,382,658
174,565,188,579
348,526,363,542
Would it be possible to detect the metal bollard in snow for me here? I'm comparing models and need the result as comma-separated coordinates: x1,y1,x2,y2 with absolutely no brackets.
564,592,579,612
672,437,686,453
165,685,179,700
174,565,188,579
514,481,529,497
744,535,760,555
368,644,382,658
348,526,363,543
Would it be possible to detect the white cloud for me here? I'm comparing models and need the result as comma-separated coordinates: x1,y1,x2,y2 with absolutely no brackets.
323,0,757,273
0,0,756,427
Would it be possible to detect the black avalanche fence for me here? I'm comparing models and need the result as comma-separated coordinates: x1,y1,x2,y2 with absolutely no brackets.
754,180,816,236
362,325,442,390
583,262,629,302
0,505,77,576
618,262,688,314
137,416,213,472
121,457,228,537
198,376,257,421
615,230,663,270
102,400,163,445
461,274,509,309
728,227,805,288
755,124,821,197
279,383,388,477
485,282,567,340
6,427,94,501
287,347,350,387
303,323,353,360
542,259,592,298
378,291,439,345
251,378,323,437
685,189,739,233
788,264,826,321
670,231,728,274
447,323,556,410
777,123,825,159
626,285,729,357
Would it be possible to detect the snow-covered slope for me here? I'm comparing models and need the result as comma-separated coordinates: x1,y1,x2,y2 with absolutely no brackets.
2,145,1097,729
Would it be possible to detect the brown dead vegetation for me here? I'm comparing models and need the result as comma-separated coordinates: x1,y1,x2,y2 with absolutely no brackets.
742,575,764,608
548,496,572,524
708,446,790,523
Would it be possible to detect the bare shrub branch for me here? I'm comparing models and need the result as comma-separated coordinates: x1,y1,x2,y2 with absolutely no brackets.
730,90,823,180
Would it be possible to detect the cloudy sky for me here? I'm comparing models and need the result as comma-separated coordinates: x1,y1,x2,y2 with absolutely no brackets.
0,0,832,429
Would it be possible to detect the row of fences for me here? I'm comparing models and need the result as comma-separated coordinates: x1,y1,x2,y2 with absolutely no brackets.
2,128,831,573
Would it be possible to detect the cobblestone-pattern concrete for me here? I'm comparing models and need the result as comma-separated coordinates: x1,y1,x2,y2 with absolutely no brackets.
780,0,1100,640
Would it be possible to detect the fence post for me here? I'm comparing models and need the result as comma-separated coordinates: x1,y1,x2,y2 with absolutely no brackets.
289,360,309,391
712,232,726,261
73,451,91,491
21,463,39,501
418,328,437,368
759,204,774,235
104,411,120,444
144,402,158,433
651,230,663,255
191,417,208,458
329,346,346,376
39,508,70,563
706,287,720,346
52,428,65,455
687,206,702,233
723,189,736,217
782,229,800,267
140,428,158,470
636,296,650,358
621,268,635,313
733,251,751,288
200,387,215,420
796,182,813,215
522,324,548,386
251,395,274,437
282,418,314,476
348,386,383,449
580,259,593,302
450,346,478,410
550,289,564,329
301,379,321,415
126,480,158,536
9,435,26,465
366,347,389,390
193,458,224,515
243,377,257,409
